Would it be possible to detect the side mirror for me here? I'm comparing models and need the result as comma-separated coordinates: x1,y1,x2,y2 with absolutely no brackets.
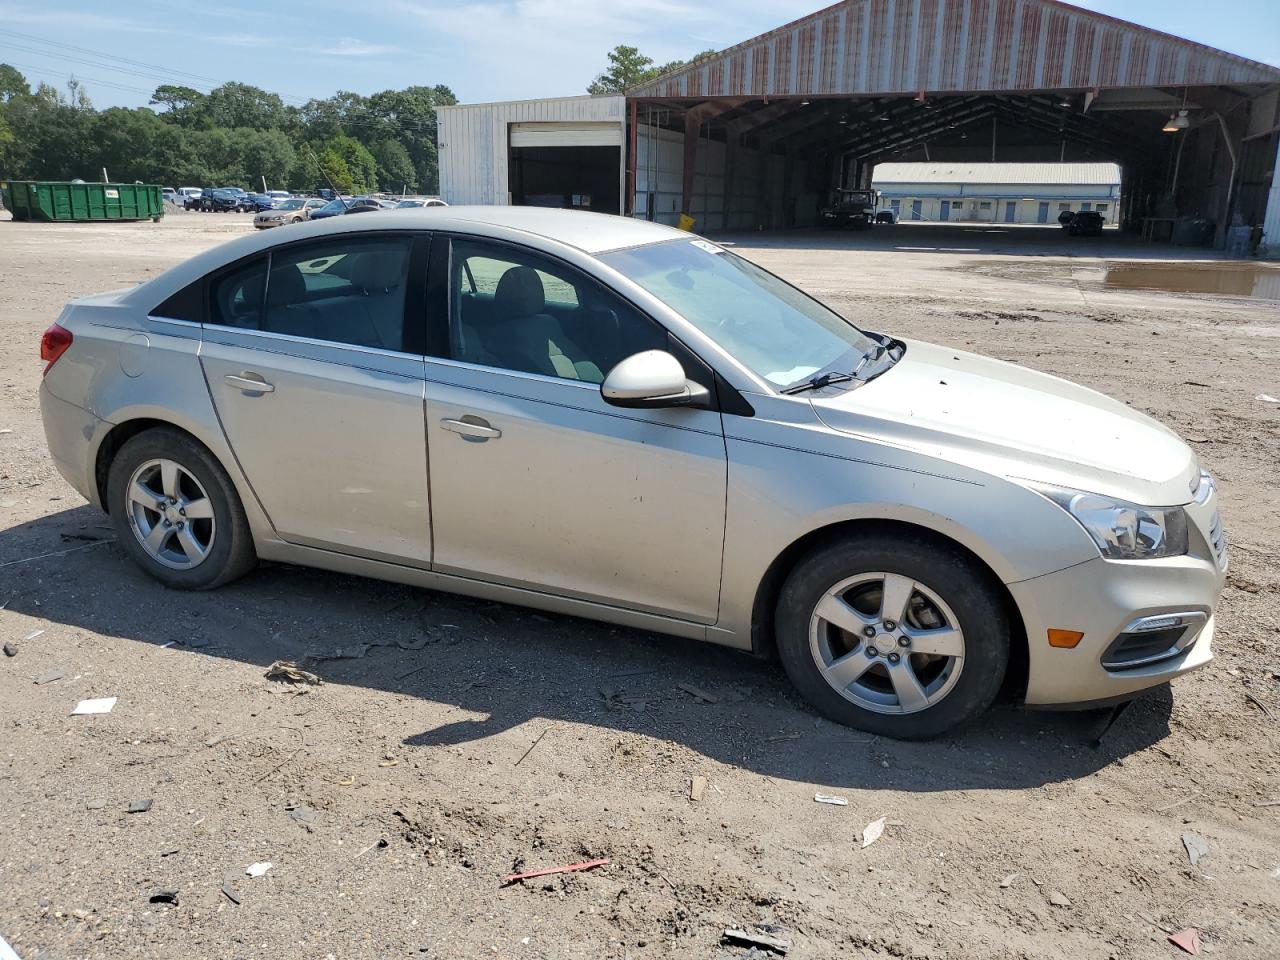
601,350,711,410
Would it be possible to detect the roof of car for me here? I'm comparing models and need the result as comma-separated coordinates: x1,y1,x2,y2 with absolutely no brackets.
125,207,692,308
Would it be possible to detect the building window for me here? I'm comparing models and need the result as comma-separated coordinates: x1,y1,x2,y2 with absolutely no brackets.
979,201,992,210
1096,204,1108,213
1059,203,1072,211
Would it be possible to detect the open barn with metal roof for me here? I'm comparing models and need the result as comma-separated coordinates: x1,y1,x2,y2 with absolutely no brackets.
621,0,1280,251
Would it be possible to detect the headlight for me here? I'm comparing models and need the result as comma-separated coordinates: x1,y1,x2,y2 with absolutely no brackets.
1037,489,1189,560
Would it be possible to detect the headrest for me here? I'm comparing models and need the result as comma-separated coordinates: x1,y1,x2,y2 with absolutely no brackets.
493,265,545,317
267,264,306,304
353,250,405,293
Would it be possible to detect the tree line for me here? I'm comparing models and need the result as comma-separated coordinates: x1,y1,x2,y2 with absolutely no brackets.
0,64,456,194
0,44,709,194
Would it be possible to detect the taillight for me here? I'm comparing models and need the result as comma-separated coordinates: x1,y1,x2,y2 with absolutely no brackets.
40,323,73,375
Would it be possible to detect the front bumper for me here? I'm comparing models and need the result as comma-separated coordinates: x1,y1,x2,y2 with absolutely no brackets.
1011,545,1226,707
40,382,109,507
254,219,285,229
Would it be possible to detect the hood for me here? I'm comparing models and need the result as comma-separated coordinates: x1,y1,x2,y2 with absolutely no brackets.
811,339,1197,506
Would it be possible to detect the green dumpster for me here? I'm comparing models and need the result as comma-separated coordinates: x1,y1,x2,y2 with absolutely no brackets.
1,181,164,222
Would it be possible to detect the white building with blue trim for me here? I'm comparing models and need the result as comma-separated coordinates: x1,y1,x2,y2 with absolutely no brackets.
872,163,1122,225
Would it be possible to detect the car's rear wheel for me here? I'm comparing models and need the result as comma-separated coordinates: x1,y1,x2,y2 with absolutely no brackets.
106,428,256,590
775,534,1009,739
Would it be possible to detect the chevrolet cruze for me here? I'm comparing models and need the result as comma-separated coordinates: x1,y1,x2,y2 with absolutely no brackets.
37,209,1227,738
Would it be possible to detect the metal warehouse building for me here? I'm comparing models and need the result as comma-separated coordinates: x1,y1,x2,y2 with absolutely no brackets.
438,0,1280,252
871,161,1121,223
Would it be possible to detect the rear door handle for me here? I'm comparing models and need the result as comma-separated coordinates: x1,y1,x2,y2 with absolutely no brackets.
440,417,501,440
224,373,275,394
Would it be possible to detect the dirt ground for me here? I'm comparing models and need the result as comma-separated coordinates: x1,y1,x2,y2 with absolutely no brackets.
1,211,1278,960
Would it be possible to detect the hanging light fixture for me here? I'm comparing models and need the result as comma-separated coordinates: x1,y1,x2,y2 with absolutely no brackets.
1163,109,1190,133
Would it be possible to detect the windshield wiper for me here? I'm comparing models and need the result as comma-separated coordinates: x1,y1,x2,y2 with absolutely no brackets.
782,371,857,395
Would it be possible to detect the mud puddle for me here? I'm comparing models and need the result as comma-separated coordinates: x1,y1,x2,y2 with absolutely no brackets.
1104,262,1280,299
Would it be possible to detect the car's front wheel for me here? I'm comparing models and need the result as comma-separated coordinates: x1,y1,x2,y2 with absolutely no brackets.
775,533,1009,739
106,428,256,590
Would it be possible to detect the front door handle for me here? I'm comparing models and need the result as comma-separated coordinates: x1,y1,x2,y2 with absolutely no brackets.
224,373,275,394
440,417,501,440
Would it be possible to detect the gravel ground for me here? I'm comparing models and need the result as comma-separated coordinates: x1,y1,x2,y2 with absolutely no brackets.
1,212,1279,960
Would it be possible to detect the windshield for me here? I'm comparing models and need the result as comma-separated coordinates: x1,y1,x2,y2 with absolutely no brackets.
600,238,878,390
319,199,346,213
397,199,424,208
277,199,305,210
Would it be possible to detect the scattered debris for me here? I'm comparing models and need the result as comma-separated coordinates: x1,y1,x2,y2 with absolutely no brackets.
220,883,241,905
814,794,847,806
1048,890,1072,908
861,816,886,848
378,759,400,768
690,776,707,802
127,799,153,814
1168,927,1203,956
204,734,232,748
1245,693,1273,719
33,666,66,685
2,643,16,658
158,641,175,649
514,727,552,767
721,927,789,955
1182,832,1210,867
310,644,370,662
84,798,107,810
501,857,610,886
245,861,273,878
354,838,389,859
148,889,179,906
677,683,718,704
71,697,116,715
23,630,44,641
999,873,1020,889
1257,394,1280,404
0,933,22,960
1137,911,1174,934
265,661,321,685
287,805,318,826
1253,799,1280,808
159,847,180,857
1155,790,1204,813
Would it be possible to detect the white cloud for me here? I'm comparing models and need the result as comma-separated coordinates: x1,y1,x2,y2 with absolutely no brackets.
315,38,400,57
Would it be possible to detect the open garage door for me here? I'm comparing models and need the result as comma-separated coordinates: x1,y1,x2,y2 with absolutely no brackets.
509,122,623,215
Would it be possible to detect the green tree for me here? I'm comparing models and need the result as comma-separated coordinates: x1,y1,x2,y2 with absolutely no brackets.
196,82,287,130
149,84,204,125
587,45,654,94
372,138,415,193
0,63,29,102
239,128,296,191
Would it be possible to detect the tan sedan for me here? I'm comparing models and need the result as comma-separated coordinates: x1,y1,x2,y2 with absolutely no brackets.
253,197,327,229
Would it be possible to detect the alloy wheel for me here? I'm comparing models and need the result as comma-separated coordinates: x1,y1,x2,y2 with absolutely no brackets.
125,458,217,570
808,572,965,715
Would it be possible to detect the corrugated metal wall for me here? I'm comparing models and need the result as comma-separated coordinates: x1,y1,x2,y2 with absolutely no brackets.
631,0,1280,98
437,96,625,205
1264,138,1280,259
634,126,805,230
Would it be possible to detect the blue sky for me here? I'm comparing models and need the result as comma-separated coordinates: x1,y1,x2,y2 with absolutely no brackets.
1,0,1277,110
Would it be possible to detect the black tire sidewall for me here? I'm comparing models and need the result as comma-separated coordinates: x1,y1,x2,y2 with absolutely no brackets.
776,535,1010,739
106,430,253,590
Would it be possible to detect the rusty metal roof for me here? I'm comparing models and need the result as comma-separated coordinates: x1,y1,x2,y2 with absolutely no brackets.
628,0,1280,99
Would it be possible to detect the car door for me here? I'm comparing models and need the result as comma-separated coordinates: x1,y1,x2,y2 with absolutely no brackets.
198,233,434,565
422,236,728,623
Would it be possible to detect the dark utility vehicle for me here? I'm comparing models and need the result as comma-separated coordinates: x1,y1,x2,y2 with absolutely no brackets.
821,188,880,230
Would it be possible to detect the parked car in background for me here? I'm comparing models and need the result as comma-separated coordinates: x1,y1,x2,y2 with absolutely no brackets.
38,208,1226,740
253,197,325,229
161,188,178,204
308,197,353,220
875,210,896,224
244,193,276,212
395,197,449,209
266,190,291,202
178,187,203,205
191,189,251,213
1068,210,1106,237
345,197,395,214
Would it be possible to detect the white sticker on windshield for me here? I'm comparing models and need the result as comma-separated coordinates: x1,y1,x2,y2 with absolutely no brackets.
765,365,820,386
689,239,725,255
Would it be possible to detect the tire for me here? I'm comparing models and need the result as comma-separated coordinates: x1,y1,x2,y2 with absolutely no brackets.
775,533,1009,739
290,217,301,224
106,428,257,590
